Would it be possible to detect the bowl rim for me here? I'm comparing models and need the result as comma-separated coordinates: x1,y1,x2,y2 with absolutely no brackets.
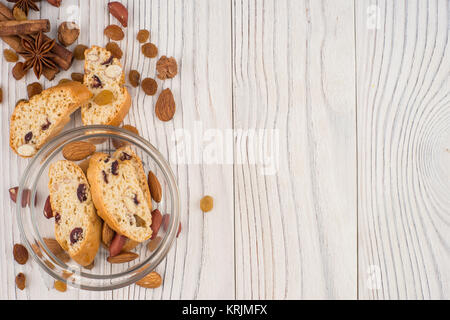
16,125,180,291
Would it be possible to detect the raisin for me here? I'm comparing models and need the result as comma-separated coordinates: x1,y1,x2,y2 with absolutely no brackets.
137,29,150,43
141,78,157,95
102,170,108,183
24,132,33,143
93,90,114,106
142,43,158,58
41,118,51,131
105,42,123,59
111,160,119,175
200,195,214,212
133,194,139,205
12,62,26,80
101,55,114,66
73,44,88,60
3,49,18,63
92,75,103,88
70,228,83,244
16,273,26,290
104,24,125,41
71,73,84,83
77,184,87,202
27,82,43,99
128,70,140,87
120,152,132,161
54,280,67,292
55,213,61,224
104,156,110,163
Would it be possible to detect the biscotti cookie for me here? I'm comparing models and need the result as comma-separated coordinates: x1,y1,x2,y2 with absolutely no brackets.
10,81,93,158
48,160,101,266
87,146,153,242
81,46,131,126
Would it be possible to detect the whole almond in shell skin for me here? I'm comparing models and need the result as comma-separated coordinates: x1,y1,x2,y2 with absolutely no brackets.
136,271,162,289
13,244,29,265
107,252,139,264
43,238,64,255
43,196,53,218
62,141,96,161
148,171,162,202
155,88,176,122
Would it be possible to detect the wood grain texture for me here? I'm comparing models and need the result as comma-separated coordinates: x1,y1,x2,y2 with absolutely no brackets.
232,0,357,299
356,0,450,299
0,0,234,300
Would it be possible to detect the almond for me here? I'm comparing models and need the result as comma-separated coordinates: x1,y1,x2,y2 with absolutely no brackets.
43,238,64,256
136,271,162,289
9,187,18,203
150,209,163,240
62,141,96,161
78,157,90,175
147,236,162,252
107,251,139,264
155,88,176,122
147,171,162,202
109,233,127,257
13,244,28,265
108,2,128,28
17,144,36,157
43,196,53,218
15,273,26,290
102,223,115,247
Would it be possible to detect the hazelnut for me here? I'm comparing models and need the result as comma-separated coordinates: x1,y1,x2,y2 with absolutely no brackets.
58,22,80,47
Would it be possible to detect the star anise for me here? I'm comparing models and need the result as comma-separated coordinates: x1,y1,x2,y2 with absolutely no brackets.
7,0,40,15
19,32,58,79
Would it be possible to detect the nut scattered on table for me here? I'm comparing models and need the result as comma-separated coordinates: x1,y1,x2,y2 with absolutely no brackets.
58,22,80,47
155,88,176,122
108,2,128,28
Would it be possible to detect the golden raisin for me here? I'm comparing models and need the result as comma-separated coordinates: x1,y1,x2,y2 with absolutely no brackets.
104,24,124,41
71,72,84,83
105,42,123,59
128,70,140,87
12,62,26,80
200,195,214,212
27,82,43,99
15,273,26,290
141,43,158,58
4,49,18,63
141,78,157,96
137,29,150,43
54,280,67,292
13,7,27,21
94,90,114,106
73,44,88,60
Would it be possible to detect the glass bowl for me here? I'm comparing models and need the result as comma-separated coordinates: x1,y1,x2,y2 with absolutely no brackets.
16,125,180,291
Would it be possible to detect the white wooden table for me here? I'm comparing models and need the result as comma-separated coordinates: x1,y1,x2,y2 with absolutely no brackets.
0,0,449,300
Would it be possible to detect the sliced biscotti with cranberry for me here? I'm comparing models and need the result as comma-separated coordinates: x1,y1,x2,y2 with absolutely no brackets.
81,45,131,126
10,81,93,158
48,160,101,266
87,147,152,242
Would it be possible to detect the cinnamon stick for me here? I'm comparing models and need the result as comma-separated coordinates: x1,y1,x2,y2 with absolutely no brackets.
0,19,50,36
0,2,73,71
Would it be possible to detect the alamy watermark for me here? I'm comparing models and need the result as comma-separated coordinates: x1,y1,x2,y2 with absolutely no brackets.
169,121,280,176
